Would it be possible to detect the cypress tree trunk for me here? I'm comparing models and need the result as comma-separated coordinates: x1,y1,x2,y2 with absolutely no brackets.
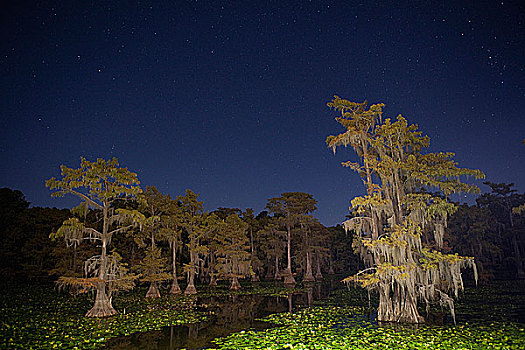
284,225,296,285
146,281,161,298
184,271,197,295
250,228,260,282
85,282,116,317
328,256,335,275
315,254,323,280
86,226,116,317
209,274,218,286
303,251,315,282
169,243,181,294
512,233,525,279
274,257,281,280
265,268,273,280
229,276,241,290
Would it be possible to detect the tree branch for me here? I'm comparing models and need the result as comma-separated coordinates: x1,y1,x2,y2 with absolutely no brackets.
109,224,135,236
68,189,104,210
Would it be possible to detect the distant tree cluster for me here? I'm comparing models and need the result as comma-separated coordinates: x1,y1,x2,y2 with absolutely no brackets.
446,182,525,281
0,188,71,281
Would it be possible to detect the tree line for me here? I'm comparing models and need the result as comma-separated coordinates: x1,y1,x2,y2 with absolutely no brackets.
1,162,354,317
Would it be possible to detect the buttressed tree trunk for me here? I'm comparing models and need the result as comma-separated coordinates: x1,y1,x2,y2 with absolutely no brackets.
146,281,161,298
230,276,241,290
328,97,483,324
184,269,197,295
47,157,143,317
86,281,117,317
274,257,281,280
283,225,296,285
209,274,218,286
303,251,315,282
315,253,323,280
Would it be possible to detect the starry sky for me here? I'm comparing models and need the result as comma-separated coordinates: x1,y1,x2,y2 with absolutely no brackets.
1,0,524,226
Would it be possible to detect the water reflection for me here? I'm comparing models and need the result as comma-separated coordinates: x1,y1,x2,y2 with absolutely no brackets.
103,285,330,350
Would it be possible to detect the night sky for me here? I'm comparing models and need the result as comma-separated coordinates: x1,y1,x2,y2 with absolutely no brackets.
2,1,524,226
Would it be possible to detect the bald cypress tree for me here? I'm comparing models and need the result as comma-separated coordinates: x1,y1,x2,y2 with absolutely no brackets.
47,158,143,317
266,192,317,285
178,189,207,295
327,97,484,323
213,214,251,290
135,186,172,298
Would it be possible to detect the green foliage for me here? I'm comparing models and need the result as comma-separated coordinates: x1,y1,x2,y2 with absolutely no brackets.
46,157,142,206
212,214,252,282
266,192,318,282
135,245,171,283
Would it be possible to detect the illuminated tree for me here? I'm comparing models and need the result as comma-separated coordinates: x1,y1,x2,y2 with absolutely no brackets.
135,186,172,298
47,158,143,317
242,208,263,281
266,192,317,285
258,219,286,280
161,198,184,294
327,97,484,323
310,220,331,280
213,214,251,290
178,189,207,295
297,215,317,283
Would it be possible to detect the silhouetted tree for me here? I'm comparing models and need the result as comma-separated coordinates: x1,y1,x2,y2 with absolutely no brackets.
0,188,30,280
446,204,501,281
477,182,525,278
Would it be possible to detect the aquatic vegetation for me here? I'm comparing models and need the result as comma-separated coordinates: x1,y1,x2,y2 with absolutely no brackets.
0,281,303,349
0,284,207,349
211,306,525,349
210,281,525,349
1,281,524,349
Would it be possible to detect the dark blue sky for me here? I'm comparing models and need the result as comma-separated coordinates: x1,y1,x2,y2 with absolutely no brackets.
2,0,524,226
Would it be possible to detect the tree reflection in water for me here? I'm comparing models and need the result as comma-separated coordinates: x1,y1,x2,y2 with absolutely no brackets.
103,288,330,350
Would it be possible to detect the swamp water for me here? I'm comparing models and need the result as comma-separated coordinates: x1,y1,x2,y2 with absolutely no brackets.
103,284,331,350
102,280,525,350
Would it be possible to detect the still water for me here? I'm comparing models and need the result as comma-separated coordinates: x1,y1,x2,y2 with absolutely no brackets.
102,280,525,349
103,283,330,350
